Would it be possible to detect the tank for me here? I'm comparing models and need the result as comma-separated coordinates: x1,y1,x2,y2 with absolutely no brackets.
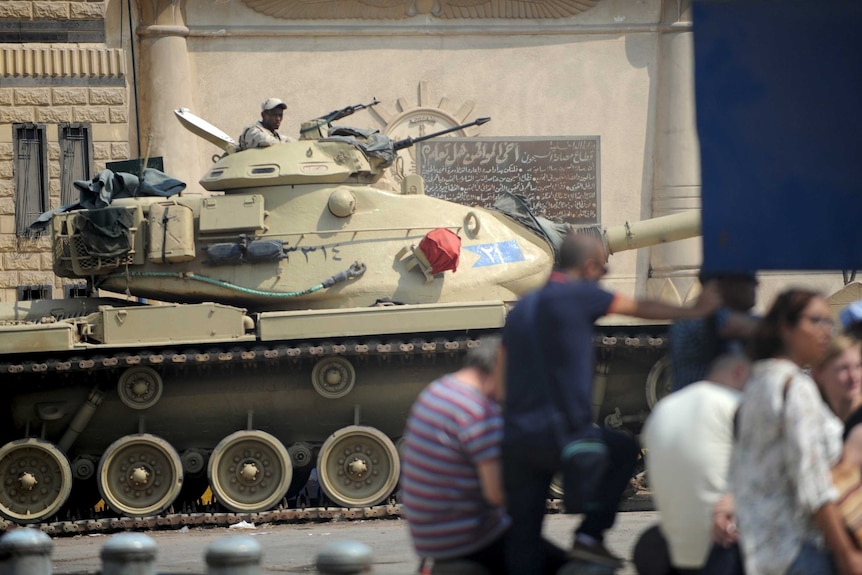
0,107,700,524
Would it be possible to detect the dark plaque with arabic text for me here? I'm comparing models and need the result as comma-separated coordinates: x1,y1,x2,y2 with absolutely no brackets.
415,137,600,224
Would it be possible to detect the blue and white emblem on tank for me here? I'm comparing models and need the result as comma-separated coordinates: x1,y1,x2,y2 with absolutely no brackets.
465,241,525,267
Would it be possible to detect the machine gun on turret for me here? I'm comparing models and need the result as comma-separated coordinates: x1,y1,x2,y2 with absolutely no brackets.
315,117,493,177
392,117,491,151
300,99,381,140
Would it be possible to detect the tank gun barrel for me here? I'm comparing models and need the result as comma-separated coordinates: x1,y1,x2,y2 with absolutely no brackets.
392,117,491,151
301,99,381,135
602,210,701,255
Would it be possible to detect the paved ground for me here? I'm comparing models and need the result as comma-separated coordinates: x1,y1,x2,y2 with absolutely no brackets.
46,510,657,574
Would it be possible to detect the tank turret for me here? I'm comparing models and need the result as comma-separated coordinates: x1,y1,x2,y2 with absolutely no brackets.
0,105,701,526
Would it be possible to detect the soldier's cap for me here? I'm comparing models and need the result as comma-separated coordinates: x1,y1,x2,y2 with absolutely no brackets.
261,98,287,112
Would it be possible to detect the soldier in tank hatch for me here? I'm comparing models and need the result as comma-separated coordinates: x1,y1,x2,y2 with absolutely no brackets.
238,97,296,151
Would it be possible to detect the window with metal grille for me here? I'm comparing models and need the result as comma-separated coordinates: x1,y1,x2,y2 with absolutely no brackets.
17,284,52,301
59,123,93,206
64,283,89,298
13,124,49,237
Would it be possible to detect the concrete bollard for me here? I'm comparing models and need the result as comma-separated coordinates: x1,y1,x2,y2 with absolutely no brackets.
100,532,158,575
205,535,262,575
316,540,373,574
0,528,53,575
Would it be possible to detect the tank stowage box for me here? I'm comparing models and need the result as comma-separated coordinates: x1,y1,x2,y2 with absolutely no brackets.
147,203,195,264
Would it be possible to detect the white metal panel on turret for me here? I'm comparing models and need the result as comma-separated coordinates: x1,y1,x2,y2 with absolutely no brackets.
174,108,237,153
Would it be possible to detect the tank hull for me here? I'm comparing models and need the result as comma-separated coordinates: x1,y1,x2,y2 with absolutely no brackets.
0,297,668,523
0,298,514,521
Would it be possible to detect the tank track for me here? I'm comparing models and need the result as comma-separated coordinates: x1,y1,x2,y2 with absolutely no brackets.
0,328,665,535
0,330,667,375
0,503,406,536
0,500,578,537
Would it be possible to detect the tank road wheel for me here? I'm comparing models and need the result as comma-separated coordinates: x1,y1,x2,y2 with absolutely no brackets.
311,357,356,399
646,355,673,409
317,425,400,508
208,430,293,513
97,434,183,517
0,438,72,523
117,366,164,410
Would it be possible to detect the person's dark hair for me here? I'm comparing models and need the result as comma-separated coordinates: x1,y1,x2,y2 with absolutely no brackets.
848,324,862,342
841,300,862,341
558,232,602,271
844,405,862,442
697,269,757,285
748,288,822,361
463,336,501,373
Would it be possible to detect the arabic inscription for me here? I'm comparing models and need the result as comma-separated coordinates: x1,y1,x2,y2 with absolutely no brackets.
416,137,600,224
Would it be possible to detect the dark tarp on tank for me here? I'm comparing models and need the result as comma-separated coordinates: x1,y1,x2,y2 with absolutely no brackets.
28,168,186,233
322,127,397,168
492,191,602,266
74,207,136,258
73,168,186,209
694,0,862,272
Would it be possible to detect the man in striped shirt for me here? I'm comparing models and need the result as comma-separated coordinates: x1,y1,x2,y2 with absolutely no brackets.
400,337,567,574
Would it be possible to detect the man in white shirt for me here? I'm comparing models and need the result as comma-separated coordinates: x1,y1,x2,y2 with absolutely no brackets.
636,354,750,574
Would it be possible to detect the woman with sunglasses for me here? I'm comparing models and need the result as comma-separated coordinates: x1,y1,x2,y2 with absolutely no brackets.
731,288,862,575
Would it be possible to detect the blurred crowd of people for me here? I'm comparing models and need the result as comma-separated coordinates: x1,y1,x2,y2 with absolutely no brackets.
397,228,862,575
638,286,862,575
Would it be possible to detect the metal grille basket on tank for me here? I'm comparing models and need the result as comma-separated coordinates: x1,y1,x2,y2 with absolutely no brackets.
52,208,139,276
71,235,135,272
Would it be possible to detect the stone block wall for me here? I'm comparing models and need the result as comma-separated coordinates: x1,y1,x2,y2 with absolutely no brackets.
0,0,104,23
0,0,127,303
0,82,129,303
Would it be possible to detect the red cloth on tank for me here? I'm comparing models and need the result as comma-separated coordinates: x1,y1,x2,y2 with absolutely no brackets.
418,228,461,274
